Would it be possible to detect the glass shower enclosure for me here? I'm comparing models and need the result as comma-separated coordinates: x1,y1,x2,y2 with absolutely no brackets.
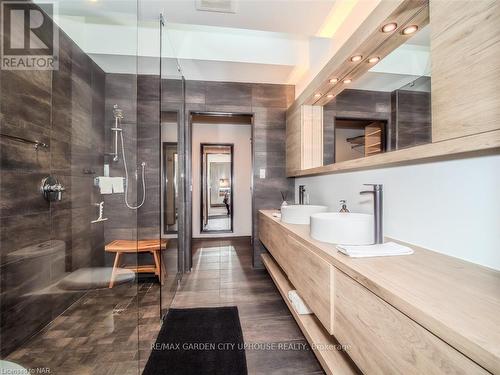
159,16,186,314
0,1,182,373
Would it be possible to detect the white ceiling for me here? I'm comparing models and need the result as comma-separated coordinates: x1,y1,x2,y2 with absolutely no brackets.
52,0,337,35
45,0,380,91
149,0,338,36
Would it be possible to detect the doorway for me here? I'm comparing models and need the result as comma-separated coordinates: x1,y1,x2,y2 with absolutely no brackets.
188,112,253,271
200,144,234,233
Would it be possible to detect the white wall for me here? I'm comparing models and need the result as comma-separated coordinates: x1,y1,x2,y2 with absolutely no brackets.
192,123,252,238
296,154,500,270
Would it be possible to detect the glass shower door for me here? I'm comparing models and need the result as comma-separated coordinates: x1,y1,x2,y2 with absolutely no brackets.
0,1,144,374
159,16,185,314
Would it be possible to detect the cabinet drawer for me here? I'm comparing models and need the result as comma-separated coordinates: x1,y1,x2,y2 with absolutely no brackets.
334,269,489,375
259,214,291,274
286,235,334,334
259,213,272,248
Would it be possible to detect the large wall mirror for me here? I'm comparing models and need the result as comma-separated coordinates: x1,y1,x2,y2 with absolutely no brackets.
200,144,234,233
287,0,499,177
322,23,431,166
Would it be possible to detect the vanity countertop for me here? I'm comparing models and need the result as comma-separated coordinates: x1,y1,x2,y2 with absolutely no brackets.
260,209,500,374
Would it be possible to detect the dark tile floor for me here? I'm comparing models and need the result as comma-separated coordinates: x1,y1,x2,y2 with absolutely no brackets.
6,238,323,374
6,282,161,375
173,237,324,374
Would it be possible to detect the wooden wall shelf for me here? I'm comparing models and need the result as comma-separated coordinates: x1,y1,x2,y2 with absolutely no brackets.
288,129,500,177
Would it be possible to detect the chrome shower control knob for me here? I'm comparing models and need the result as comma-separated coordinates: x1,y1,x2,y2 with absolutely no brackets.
40,176,66,202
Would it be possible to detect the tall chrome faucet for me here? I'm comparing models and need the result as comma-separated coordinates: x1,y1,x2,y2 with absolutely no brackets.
298,185,306,205
360,184,383,244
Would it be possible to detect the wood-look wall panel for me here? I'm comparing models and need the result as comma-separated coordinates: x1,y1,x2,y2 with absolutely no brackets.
431,0,500,142
301,106,313,170
285,106,302,175
311,106,323,168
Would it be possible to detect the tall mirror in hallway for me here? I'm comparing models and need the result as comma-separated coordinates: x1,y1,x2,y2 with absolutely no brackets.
200,144,234,233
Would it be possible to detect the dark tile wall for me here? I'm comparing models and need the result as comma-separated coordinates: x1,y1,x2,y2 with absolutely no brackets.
391,89,432,149
137,75,161,240
102,72,162,270
0,29,105,355
103,73,138,252
323,89,392,165
102,77,294,269
162,80,295,268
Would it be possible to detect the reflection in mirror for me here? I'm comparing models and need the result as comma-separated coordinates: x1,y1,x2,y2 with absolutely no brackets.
323,25,431,165
392,75,431,150
334,119,387,163
162,112,179,234
201,144,233,233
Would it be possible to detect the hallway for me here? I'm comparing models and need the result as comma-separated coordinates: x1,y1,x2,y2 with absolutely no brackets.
171,238,324,374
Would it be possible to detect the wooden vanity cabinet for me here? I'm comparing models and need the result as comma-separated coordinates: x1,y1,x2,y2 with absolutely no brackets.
259,213,292,275
334,269,489,375
259,211,492,375
259,213,334,333
285,235,334,334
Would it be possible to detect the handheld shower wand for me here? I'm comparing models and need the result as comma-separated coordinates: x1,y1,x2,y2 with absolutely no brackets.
111,104,146,210
111,105,123,162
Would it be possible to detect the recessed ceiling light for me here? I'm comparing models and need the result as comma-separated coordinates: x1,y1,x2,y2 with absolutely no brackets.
327,94,334,98
368,56,380,64
343,79,352,84
314,93,321,98
350,55,363,62
402,25,418,35
329,78,338,84
381,22,397,33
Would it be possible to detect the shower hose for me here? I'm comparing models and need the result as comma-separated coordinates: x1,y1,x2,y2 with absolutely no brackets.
119,130,146,210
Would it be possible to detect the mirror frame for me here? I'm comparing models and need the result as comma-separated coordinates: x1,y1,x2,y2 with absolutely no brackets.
199,143,234,234
286,0,500,177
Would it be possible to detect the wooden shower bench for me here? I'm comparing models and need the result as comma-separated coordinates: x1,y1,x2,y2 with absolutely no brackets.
105,239,168,288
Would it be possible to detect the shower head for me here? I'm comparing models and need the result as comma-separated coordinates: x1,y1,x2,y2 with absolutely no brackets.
113,104,124,120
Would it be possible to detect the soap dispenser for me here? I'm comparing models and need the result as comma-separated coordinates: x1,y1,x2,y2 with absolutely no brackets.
339,200,350,213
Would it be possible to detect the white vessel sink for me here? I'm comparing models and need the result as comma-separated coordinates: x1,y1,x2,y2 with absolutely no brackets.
310,212,374,245
281,205,328,225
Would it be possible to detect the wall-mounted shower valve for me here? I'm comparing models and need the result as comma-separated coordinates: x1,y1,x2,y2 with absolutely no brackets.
40,176,66,202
